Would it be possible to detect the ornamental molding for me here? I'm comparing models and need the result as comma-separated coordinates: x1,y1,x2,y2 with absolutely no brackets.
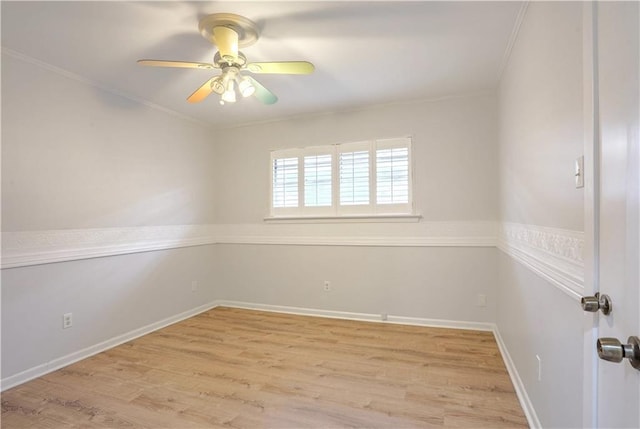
497,222,584,299
2,222,497,269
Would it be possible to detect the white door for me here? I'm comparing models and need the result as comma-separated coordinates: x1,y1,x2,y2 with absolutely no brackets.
595,1,640,427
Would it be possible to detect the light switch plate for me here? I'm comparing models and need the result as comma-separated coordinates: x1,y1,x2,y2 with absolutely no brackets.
575,156,584,188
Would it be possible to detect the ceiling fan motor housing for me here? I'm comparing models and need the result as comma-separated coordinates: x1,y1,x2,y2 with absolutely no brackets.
198,13,260,49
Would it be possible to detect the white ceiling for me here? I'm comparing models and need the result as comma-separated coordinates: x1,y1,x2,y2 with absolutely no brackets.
1,1,523,128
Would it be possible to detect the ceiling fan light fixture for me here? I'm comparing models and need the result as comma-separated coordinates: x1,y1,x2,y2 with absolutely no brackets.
237,76,255,97
221,79,236,103
210,77,225,95
139,13,314,108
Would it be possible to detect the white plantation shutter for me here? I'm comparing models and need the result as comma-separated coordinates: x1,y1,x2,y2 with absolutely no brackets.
270,137,411,217
375,138,412,213
339,145,370,207
304,154,332,207
272,156,299,209
377,147,409,204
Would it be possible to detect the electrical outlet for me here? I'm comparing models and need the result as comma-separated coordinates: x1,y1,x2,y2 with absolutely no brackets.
191,280,198,293
324,281,331,292
476,294,487,307
63,313,73,329
536,354,542,381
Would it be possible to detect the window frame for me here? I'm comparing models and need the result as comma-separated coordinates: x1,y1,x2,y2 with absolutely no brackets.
269,137,413,219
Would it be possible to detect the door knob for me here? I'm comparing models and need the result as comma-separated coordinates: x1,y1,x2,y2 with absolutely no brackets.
597,336,640,370
581,292,612,315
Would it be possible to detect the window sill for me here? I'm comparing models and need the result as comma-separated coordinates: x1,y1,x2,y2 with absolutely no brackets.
263,214,422,224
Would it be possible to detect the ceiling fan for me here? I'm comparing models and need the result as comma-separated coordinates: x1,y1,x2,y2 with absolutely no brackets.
138,13,315,106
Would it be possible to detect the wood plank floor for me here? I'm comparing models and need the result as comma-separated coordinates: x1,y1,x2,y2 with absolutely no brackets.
2,307,528,428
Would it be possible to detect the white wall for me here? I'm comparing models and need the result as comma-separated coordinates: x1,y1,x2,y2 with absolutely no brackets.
1,246,218,379
498,3,584,231
1,52,220,382
215,94,498,224
215,245,497,323
1,53,216,230
212,95,499,322
497,2,585,427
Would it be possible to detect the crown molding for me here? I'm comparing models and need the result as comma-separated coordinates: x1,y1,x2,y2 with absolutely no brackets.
0,47,210,128
215,90,497,132
497,1,529,82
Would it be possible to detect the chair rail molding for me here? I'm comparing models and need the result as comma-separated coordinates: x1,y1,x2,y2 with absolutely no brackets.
497,222,584,300
215,221,497,247
3,222,585,300
1,225,218,269
2,221,497,269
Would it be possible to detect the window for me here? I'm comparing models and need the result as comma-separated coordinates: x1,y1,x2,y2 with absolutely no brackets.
339,149,370,206
376,140,409,205
304,154,332,207
270,137,412,217
272,156,298,209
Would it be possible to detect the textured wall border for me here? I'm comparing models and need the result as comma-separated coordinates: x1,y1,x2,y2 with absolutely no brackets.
1,225,217,269
215,221,497,247
2,222,498,269
497,222,584,300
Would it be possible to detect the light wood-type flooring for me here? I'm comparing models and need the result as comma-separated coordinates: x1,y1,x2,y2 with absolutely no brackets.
2,307,528,428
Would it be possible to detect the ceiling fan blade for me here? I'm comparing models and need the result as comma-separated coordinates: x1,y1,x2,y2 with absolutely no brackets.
187,76,220,103
246,61,315,75
137,59,215,69
247,76,278,105
213,26,239,62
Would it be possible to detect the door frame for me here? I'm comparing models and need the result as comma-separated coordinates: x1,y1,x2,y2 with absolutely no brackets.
582,2,599,427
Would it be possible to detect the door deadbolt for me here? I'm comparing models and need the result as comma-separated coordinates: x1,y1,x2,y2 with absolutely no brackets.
581,292,612,315
597,336,640,370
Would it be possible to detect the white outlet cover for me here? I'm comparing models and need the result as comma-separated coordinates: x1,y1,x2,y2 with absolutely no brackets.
63,313,73,329
476,294,487,307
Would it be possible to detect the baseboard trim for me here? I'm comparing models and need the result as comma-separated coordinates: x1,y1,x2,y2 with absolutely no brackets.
493,327,542,429
1,299,539,429
0,300,494,391
0,300,220,392
216,300,496,331
220,301,537,428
